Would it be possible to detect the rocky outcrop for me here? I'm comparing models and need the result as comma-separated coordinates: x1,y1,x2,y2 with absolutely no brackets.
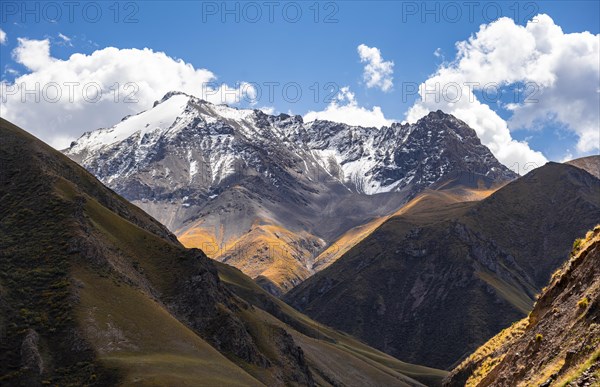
273,327,315,386
20,330,42,372
167,250,270,367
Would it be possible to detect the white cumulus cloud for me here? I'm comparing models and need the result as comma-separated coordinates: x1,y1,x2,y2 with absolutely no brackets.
406,14,599,172
0,39,256,149
304,86,393,127
357,44,394,92
12,38,55,71
0,29,6,45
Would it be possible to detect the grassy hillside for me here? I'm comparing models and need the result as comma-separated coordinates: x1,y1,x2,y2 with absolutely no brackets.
216,261,449,386
0,118,268,385
0,117,444,386
0,128,117,385
285,164,600,370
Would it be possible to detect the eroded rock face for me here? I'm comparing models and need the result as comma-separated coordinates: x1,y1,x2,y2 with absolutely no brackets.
21,329,43,376
273,327,315,387
166,250,270,368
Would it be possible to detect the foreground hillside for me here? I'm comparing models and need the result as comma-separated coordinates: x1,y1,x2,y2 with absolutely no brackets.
446,226,600,386
286,162,600,369
0,117,445,386
65,94,516,295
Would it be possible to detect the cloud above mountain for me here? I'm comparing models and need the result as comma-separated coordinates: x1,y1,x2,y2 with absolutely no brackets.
357,44,394,92
303,86,393,127
1,13,595,170
406,14,599,172
1,39,255,148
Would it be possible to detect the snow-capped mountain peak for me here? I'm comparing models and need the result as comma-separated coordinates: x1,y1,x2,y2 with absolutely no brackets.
66,91,516,197
69,92,192,154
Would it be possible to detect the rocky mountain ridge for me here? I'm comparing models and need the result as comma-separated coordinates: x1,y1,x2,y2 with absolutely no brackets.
445,225,600,386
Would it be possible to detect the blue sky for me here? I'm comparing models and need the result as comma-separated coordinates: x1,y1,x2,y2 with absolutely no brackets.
0,1,598,168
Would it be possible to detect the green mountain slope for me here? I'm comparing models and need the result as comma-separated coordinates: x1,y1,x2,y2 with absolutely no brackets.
216,261,448,386
285,163,600,370
0,117,444,386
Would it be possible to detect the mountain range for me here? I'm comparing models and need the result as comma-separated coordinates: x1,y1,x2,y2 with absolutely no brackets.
0,117,447,386
285,160,600,369
3,87,599,386
65,91,516,296
61,91,600,374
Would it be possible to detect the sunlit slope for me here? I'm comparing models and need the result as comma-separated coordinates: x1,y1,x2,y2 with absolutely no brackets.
180,220,325,296
314,173,505,271
565,155,600,179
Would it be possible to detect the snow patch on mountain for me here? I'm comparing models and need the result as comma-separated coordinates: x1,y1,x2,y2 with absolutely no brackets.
69,94,191,154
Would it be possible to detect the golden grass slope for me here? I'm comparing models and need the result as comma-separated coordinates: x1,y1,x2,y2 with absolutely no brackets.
314,181,502,271
180,221,325,295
